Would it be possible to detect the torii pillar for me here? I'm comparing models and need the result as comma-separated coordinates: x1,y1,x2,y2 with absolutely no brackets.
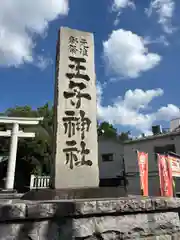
0,116,43,191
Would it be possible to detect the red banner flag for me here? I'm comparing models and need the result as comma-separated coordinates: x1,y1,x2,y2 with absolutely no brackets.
158,154,173,197
137,151,148,196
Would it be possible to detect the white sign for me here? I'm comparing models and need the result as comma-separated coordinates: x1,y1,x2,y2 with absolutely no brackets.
168,156,180,177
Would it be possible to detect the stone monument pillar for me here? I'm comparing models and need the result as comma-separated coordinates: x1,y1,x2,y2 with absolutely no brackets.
23,27,127,200
52,27,99,189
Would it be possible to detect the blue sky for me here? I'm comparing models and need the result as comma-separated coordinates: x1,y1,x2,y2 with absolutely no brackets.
0,0,179,136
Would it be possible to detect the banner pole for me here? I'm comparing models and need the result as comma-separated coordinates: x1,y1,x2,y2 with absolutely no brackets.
122,155,128,195
173,178,176,197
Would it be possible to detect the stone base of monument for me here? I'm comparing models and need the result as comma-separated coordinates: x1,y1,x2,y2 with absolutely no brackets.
0,197,180,239
0,189,17,193
21,187,128,200
0,189,23,199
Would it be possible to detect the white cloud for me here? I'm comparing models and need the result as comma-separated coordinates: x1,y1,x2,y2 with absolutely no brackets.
156,104,180,120
97,84,180,133
145,0,175,34
103,29,161,78
112,0,135,25
96,81,103,107
120,88,164,110
112,0,135,12
144,35,169,46
35,56,53,70
0,0,69,67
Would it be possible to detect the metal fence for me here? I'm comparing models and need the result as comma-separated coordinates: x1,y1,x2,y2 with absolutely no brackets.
30,175,50,189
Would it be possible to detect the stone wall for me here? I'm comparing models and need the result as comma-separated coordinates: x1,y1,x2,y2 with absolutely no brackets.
1,197,180,239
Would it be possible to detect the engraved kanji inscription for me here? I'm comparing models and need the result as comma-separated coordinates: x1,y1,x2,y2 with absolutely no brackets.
64,56,91,108
66,56,90,81
63,140,92,169
62,110,91,139
63,140,78,170
63,111,77,138
63,88,91,109
80,38,89,57
68,36,79,55
78,141,92,167
79,110,91,140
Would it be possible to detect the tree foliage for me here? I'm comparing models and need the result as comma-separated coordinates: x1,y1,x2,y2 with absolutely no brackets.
97,121,131,142
97,121,117,138
119,131,132,142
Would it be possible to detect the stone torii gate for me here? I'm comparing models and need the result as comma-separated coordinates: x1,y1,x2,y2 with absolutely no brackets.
0,116,43,191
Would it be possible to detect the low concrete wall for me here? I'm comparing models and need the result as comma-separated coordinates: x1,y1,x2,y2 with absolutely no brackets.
1,197,180,239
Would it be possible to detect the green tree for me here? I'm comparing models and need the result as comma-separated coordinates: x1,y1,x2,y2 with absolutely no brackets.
5,105,37,118
98,121,117,138
119,131,132,142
